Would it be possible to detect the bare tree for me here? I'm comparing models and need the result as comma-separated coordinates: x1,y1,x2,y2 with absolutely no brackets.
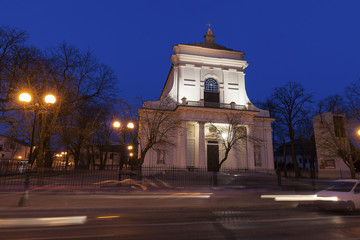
297,119,317,179
50,43,116,169
270,81,313,177
208,112,259,172
317,94,345,114
59,103,102,169
3,41,116,177
0,26,27,110
207,112,261,185
313,83,360,179
314,112,358,178
137,97,179,170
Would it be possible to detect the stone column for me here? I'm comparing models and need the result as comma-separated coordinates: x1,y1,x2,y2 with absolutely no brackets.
198,121,206,168
179,121,187,168
232,127,239,169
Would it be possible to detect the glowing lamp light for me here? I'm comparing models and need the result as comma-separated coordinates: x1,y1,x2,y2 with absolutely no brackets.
129,153,134,157
127,122,135,129
127,145,133,150
357,129,360,136
18,156,22,159
113,121,121,128
44,94,56,104
19,93,31,103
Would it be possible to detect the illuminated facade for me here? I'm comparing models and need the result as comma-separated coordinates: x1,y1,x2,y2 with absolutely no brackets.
139,29,275,171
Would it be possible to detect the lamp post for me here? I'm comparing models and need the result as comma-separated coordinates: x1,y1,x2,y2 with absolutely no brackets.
18,92,56,207
112,121,135,183
356,129,360,172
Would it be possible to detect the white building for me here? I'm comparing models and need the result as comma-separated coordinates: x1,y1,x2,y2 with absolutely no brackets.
0,134,29,161
313,112,352,179
139,28,275,172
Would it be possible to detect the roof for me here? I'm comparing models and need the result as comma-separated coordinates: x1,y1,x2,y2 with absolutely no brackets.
184,27,244,54
0,134,29,147
186,41,236,51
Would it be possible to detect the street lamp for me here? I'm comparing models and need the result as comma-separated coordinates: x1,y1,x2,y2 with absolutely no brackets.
112,120,136,182
127,122,135,129
18,92,56,207
113,121,121,128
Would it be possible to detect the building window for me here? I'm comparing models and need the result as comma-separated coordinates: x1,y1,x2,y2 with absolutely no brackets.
204,78,218,93
204,78,219,107
333,116,345,138
157,150,165,164
109,153,114,160
324,159,335,169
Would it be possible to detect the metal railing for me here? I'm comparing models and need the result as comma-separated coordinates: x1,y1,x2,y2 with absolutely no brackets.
186,101,247,110
0,164,278,189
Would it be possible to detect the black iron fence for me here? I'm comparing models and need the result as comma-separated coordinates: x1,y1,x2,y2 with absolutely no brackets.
0,162,330,190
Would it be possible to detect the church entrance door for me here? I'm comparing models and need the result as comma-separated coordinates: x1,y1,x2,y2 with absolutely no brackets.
207,143,219,172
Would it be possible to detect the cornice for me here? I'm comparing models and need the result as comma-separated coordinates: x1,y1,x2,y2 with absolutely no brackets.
171,53,248,70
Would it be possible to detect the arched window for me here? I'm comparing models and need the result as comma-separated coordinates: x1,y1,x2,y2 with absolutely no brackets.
204,78,219,107
204,78,218,92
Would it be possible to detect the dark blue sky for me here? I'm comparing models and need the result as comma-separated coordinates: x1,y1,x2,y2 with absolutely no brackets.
2,0,360,103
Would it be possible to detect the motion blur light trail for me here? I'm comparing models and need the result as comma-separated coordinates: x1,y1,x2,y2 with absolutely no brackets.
93,177,178,190
0,216,87,228
261,194,338,202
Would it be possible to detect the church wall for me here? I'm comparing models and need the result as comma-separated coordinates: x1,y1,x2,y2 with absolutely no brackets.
166,66,178,101
252,119,275,171
141,111,274,172
174,63,250,106
177,65,200,102
141,30,275,173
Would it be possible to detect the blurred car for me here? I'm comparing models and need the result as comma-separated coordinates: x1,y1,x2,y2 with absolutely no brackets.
315,179,360,212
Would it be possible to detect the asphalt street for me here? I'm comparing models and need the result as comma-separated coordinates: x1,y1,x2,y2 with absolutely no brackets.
0,186,360,240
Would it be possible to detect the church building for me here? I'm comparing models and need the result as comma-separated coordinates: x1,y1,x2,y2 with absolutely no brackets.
139,28,275,172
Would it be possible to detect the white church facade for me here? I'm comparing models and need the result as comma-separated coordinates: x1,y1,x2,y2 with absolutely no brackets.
139,28,275,172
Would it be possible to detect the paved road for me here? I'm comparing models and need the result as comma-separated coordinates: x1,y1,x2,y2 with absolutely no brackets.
0,188,359,240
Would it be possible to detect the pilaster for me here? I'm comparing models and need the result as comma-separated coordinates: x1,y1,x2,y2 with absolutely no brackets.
247,124,255,169
180,121,187,167
198,121,206,168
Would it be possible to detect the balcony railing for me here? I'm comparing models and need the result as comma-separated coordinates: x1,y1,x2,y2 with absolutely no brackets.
185,100,247,110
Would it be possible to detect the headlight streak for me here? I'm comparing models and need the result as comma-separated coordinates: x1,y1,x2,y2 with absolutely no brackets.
261,194,339,202
0,216,87,228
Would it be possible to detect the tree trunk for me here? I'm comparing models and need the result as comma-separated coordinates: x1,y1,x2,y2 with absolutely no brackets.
36,140,45,186
349,160,356,179
283,138,287,178
289,128,301,178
